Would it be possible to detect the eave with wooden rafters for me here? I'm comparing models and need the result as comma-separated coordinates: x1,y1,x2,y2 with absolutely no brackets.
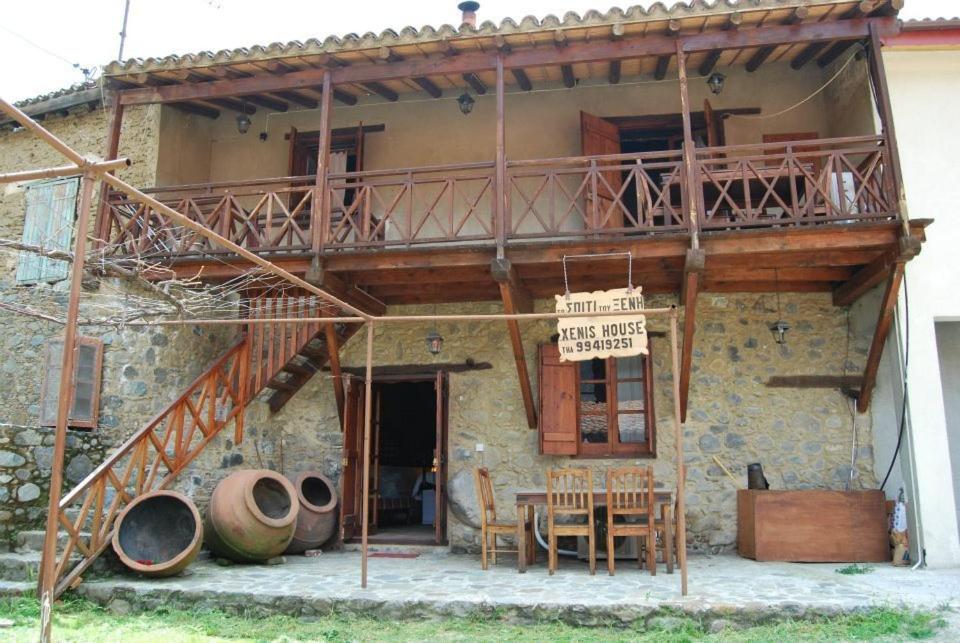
89,0,920,424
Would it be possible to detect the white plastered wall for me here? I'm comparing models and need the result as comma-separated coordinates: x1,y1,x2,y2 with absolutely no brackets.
883,47,960,567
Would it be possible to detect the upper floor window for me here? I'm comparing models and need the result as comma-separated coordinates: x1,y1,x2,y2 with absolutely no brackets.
16,178,77,285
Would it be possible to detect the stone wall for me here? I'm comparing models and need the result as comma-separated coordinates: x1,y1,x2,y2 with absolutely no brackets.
242,293,876,553
0,104,237,545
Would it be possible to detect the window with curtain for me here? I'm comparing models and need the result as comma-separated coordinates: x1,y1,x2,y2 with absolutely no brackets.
539,343,655,457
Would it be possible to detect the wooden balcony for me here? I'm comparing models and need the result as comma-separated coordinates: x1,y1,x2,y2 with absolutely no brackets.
99,134,900,262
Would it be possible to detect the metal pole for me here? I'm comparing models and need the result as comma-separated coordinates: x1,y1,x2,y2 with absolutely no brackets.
670,312,689,595
38,171,97,642
360,320,375,587
118,0,132,61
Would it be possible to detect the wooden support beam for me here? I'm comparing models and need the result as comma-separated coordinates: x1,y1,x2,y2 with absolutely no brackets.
833,250,894,306
332,89,358,106
560,64,576,88
857,261,904,413
171,102,220,119
791,41,829,69
794,1,877,69
746,6,812,72
462,73,486,94
209,97,255,114
242,94,288,112
117,18,898,106
609,60,622,84
261,60,298,75
411,76,443,98
816,39,864,68
511,68,532,91
699,12,742,76
313,71,333,256
325,318,345,422
679,249,704,422
378,46,403,63
361,82,399,102
767,375,861,389
654,55,671,80
305,259,387,316
274,90,318,108
491,258,537,429
553,29,568,49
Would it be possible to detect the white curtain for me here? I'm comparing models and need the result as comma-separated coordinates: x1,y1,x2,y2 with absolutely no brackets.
329,151,349,211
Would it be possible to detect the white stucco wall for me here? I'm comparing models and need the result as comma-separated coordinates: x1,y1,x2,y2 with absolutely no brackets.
884,48,960,567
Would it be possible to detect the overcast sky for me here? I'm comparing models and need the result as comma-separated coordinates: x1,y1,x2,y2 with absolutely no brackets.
1,0,955,102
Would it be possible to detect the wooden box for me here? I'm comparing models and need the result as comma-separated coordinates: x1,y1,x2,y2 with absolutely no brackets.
737,489,889,562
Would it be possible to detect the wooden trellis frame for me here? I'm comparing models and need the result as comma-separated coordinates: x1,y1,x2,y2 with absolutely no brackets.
0,97,690,643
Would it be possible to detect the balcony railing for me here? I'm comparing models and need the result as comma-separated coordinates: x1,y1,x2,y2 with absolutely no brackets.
97,135,898,260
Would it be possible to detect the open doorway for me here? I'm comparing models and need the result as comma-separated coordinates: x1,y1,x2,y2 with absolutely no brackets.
339,373,448,546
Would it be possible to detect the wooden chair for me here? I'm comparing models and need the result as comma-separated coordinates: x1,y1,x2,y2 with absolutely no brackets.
654,493,677,574
547,468,595,575
473,468,534,570
605,467,657,576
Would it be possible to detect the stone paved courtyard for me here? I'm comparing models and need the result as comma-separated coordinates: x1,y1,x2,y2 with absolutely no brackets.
19,551,958,626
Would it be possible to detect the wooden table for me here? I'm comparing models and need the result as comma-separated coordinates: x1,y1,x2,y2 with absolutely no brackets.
514,489,673,573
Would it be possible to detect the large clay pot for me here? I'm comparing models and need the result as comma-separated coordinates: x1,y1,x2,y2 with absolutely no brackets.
204,469,299,562
285,472,338,554
112,490,202,577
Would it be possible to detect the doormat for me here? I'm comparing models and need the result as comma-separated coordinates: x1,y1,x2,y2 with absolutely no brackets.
369,552,421,559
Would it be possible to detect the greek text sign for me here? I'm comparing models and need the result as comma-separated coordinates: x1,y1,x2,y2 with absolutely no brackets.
555,288,648,362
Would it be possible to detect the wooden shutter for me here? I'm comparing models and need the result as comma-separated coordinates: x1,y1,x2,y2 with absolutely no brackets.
580,111,623,229
538,343,578,455
16,178,77,284
40,337,104,429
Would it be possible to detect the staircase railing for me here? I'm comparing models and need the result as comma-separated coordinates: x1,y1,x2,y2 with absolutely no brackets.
48,338,249,596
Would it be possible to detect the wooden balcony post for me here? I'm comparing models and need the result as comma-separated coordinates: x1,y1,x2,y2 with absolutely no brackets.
867,20,908,234
93,98,125,250
495,56,507,256
313,70,334,255
676,40,700,249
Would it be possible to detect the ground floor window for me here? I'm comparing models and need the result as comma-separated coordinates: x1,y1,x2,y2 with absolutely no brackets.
539,343,655,457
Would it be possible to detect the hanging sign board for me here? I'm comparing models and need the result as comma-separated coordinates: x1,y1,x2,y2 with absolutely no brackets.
555,287,648,362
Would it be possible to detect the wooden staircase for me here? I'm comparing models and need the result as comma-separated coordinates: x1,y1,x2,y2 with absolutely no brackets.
245,294,362,413
43,295,358,598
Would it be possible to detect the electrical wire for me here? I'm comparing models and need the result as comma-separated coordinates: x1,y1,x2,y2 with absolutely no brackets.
880,269,909,491
0,24,96,81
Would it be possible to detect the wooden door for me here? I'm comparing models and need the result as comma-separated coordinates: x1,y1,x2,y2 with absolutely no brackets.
339,377,365,542
434,372,448,544
580,111,623,229
703,99,721,148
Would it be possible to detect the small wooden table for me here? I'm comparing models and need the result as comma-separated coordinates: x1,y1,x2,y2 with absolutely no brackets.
514,489,673,573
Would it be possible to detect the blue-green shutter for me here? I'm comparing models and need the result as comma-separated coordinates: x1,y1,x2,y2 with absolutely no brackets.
16,177,78,284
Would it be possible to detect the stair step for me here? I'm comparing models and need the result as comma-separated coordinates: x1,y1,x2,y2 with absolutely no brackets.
0,550,110,583
266,377,299,392
282,362,314,376
299,345,328,359
16,530,90,553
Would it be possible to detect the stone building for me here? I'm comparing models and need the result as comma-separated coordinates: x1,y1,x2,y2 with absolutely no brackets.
0,0,930,592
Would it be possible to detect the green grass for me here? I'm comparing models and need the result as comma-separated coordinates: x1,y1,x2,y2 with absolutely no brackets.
0,595,947,642
836,563,875,576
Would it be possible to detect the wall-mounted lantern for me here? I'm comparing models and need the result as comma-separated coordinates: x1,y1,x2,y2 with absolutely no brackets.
236,111,252,135
425,328,444,355
457,92,476,115
707,72,726,95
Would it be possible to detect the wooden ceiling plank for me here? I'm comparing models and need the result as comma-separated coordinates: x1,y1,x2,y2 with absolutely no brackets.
608,59,622,84
274,90,318,108
462,72,487,94
411,76,443,98
242,94,288,112
794,1,877,69
654,54,671,80
361,82,399,101
209,97,255,114
171,102,220,119
512,68,533,91
560,64,576,88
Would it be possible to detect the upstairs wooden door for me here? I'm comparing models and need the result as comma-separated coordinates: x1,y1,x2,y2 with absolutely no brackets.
580,111,623,229
339,376,365,542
